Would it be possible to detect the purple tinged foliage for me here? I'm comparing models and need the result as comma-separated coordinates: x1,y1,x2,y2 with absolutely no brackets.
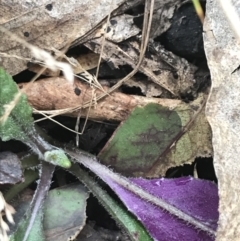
66,149,219,241
104,176,218,241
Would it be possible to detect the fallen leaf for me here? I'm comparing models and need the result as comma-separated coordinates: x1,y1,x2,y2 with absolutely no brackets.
0,0,134,75
0,152,23,184
0,192,15,241
85,38,198,97
125,77,163,98
28,52,100,76
203,1,240,240
105,14,140,42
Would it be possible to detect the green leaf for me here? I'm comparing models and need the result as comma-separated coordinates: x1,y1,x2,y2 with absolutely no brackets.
98,103,182,176
0,68,71,168
0,68,34,143
10,209,44,241
10,162,54,241
44,184,88,241
4,169,39,202
10,184,89,241
98,96,212,177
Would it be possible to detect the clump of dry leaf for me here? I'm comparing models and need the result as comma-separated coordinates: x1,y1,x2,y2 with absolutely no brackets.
0,192,15,241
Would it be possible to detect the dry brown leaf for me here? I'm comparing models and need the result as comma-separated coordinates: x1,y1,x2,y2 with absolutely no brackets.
0,152,23,184
149,0,183,38
0,0,132,76
204,1,240,240
85,38,197,97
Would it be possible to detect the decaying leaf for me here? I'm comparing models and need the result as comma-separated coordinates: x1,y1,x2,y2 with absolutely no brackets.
149,0,183,38
77,222,121,241
0,152,23,184
0,0,135,75
203,1,240,240
105,14,140,42
125,77,163,97
85,38,198,97
98,94,212,177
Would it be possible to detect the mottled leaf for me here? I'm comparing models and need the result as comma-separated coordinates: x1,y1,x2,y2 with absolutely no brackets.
99,103,182,176
99,96,212,177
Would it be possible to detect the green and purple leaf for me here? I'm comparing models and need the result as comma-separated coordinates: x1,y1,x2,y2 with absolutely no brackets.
98,98,212,177
123,177,218,241
69,163,153,241
99,104,182,176
68,149,218,241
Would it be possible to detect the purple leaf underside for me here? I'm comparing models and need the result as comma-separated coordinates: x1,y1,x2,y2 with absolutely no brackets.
105,176,218,241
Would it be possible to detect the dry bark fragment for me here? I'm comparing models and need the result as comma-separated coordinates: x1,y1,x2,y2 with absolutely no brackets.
18,77,182,122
